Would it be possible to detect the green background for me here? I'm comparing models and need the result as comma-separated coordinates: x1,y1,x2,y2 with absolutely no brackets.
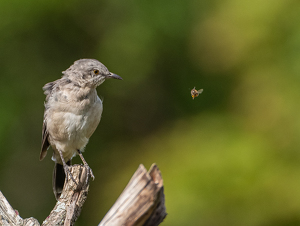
1,0,300,225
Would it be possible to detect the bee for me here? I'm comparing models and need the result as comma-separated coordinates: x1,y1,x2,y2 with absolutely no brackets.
191,87,203,100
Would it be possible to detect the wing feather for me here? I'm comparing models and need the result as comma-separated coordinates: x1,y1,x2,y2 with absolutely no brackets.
40,81,56,161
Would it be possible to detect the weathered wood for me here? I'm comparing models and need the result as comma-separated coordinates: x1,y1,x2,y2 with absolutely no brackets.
0,164,90,226
0,191,39,226
0,190,23,226
99,164,166,226
41,165,90,226
0,163,166,226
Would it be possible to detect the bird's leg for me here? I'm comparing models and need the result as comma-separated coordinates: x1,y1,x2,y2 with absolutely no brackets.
77,150,95,181
58,149,77,185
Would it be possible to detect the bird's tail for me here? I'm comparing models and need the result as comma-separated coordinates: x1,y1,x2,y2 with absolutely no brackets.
52,160,71,200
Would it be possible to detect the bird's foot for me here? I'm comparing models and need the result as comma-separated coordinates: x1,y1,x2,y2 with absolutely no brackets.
89,166,95,180
77,149,95,182
83,164,95,185
58,149,78,185
64,165,78,185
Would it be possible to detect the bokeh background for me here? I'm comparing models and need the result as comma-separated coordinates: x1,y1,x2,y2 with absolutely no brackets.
1,0,300,225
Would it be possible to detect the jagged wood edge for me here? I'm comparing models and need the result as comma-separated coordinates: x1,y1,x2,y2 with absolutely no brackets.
99,163,167,226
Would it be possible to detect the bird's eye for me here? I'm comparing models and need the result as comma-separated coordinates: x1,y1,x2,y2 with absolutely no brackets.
93,69,99,75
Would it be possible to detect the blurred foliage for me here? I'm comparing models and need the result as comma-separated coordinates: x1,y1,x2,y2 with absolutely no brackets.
0,0,300,225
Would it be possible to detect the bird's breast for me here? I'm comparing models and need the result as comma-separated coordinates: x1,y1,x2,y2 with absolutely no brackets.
47,94,103,152
65,97,103,141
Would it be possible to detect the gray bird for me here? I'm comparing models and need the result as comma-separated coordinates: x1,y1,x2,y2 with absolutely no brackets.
40,59,122,200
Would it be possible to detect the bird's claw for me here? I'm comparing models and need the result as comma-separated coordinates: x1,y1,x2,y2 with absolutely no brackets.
83,164,95,185
64,165,78,185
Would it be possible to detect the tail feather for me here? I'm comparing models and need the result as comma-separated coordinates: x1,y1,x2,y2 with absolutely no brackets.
52,160,71,200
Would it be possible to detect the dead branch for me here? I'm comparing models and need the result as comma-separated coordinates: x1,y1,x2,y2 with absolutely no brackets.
41,165,90,226
99,164,166,226
0,164,166,226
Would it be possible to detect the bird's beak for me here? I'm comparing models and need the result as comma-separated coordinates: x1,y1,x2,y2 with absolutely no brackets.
107,73,122,80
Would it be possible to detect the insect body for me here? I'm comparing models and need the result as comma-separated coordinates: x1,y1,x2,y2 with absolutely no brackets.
191,87,203,99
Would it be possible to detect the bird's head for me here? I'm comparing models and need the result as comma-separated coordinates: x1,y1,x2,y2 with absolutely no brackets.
63,59,122,88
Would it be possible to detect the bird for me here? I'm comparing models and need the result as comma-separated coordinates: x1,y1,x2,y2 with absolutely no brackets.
40,59,122,200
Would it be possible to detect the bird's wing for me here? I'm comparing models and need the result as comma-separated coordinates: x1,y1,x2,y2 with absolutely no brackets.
39,81,56,161
40,119,49,161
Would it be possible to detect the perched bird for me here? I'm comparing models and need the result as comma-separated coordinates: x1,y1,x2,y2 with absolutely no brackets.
191,87,203,100
40,59,122,200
